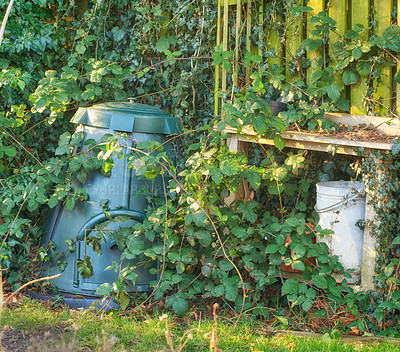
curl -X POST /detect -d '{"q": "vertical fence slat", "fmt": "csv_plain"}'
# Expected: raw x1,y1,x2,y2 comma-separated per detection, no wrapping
398,0,400,116
222,0,229,98
329,0,347,91
374,0,393,115
307,0,325,83
245,0,252,85
233,0,241,88
214,0,222,115
258,0,264,58
350,0,370,114
267,4,283,67
285,0,304,81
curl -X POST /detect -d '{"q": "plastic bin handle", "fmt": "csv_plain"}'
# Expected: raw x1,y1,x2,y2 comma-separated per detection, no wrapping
73,209,146,288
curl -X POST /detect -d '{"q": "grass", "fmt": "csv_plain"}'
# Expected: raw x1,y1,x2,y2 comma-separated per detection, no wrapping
0,297,399,351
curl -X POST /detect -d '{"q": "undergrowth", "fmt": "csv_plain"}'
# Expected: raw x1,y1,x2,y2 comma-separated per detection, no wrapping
0,0,400,339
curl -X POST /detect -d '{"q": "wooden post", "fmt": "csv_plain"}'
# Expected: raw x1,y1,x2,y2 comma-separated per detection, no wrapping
360,184,377,291
225,135,250,205
360,152,386,291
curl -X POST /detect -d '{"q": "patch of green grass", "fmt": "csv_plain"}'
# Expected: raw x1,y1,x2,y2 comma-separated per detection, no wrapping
0,297,399,351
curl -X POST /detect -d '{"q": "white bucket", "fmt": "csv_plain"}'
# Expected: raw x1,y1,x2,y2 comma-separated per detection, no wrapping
315,181,366,282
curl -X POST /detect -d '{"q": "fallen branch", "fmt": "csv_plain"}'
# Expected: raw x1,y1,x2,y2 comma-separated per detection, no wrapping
3,274,61,305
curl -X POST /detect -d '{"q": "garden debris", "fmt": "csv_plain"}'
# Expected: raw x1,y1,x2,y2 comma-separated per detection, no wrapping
287,123,396,143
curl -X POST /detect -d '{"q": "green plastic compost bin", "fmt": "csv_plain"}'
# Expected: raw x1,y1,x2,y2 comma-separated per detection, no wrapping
38,101,181,307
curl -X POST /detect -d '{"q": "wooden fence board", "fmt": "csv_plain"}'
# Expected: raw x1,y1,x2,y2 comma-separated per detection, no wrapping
233,0,241,88
374,0,393,115
266,4,283,67
222,0,229,97
307,0,325,83
245,0,252,85
398,0,400,116
214,0,222,116
329,0,347,91
285,0,304,81
350,0,370,114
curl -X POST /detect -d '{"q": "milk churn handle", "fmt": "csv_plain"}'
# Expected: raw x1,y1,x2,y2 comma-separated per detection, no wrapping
314,189,365,214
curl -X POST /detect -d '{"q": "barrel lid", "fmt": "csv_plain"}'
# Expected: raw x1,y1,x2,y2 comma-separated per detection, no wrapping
71,101,182,135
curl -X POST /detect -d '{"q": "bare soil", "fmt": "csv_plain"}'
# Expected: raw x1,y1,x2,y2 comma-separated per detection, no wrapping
0,326,74,352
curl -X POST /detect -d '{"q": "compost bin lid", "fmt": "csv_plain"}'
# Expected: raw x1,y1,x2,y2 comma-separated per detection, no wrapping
71,101,182,134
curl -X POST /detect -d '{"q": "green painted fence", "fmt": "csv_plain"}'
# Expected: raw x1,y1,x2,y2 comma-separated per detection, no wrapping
214,0,399,118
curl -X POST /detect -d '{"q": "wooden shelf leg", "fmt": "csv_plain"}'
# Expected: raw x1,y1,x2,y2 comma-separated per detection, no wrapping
360,190,377,291
360,152,385,291
225,135,250,205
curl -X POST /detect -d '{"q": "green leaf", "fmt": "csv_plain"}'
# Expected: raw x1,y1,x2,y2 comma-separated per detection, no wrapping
312,275,328,289
269,222,281,232
392,235,400,245
96,283,114,296
57,261,68,273
274,134,285,151
77,256,93,279
384,264,395,278
326,84,341,102
342,69,359,85
356,60,372,77
48,196,59,208
90,70,103,83
76,44,86,54
306,287,317,299
345,29,359,40
252,115,267,134
281,278,299,295
395,70,400,84
352,47,363,60
172,296,189,317
116,291,130,310
292,261,305,271
3,146,17,157
211,285,225,297
337,97,350,111
302,298,313,311
155,37,169,52
65,198,75,211
220,159,241,176
77,168,88,184
392,138,400,156
265,244,279,254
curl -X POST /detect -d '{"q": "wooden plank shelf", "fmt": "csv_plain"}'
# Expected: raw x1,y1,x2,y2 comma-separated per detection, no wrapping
224,126,394,156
